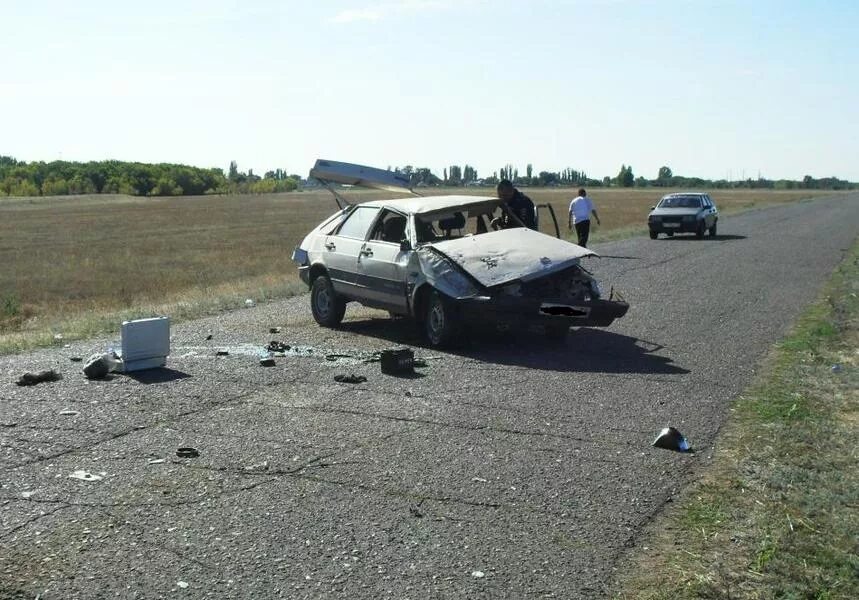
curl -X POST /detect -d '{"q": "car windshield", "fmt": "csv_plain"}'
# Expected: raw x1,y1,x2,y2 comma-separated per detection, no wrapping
659,196,702,209
414,200,516,243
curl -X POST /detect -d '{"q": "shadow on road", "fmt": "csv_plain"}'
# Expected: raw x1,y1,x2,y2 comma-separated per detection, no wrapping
662,234,747,241
340,318,688,375
123,367,192,384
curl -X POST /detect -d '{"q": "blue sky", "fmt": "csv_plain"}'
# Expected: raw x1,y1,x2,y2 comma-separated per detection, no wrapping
2,0,858,181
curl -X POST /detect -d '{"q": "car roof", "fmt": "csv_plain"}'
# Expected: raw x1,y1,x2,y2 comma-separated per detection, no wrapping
358,194,498,215
662,192,708,197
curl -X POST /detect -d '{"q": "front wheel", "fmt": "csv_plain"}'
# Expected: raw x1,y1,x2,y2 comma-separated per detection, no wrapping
709,222,718,237
695,221,705,239
311,275,346,327
425,290,459,348
649,229,658,240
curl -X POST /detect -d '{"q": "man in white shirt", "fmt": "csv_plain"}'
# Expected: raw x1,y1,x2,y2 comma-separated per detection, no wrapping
568,188,601,247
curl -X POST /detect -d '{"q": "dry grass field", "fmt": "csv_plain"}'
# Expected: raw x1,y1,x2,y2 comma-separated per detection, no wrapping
0,187,840,352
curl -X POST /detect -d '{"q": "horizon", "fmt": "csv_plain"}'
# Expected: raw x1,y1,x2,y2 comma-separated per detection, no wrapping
3,1,858,181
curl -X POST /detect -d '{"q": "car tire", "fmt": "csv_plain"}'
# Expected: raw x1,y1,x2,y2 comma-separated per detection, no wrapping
649,229,658,240
311,274,346,327
544,323,570,341
695,221,705,239
709,222,717,237
425,289,459,348
666,231,674,237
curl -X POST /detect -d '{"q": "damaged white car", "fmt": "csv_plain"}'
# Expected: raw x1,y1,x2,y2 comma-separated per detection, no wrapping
292,160,629,347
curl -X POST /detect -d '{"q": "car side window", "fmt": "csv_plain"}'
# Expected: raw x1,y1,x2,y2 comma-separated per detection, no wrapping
336,207,380,240
369,210,408,244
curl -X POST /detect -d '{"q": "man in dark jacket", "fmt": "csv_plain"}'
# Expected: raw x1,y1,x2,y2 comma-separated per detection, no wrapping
495,179,537,230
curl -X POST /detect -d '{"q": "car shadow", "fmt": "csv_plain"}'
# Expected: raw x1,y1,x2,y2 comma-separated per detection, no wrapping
663,234,746,241
122,367,192,384
339,318,688,375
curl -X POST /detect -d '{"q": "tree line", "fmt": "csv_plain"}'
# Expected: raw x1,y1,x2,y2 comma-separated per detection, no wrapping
0,156,301,197
1,155,854,198
393,162,856,191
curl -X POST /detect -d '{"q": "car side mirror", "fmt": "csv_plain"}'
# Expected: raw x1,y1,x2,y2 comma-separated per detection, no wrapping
399,239,412,252
650,206,656,210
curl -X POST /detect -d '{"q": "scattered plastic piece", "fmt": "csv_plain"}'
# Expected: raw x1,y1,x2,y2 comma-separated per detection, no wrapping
266,341,290,353
147,458,166,465
205,334,213,341
54,333,64,341
58,410,79,416
652,426,691,452
216,350,230,356
69,470,102,482
334,374,367,384
176,447,199,458
831,364,843,373
69,356,83,362
471,571,485,578
15,370,63,386
177,581,189,589
245,299,255,307
21,491,35,499
269,327,281,334
243,461,269,472
259,357,276,367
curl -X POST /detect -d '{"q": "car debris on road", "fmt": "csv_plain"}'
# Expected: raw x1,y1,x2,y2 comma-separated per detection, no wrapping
15,369,63,386
652,426,692,452
334,374,367,384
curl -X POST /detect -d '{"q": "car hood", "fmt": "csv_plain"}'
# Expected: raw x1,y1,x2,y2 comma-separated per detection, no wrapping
649,207,702,217
427,228,596,288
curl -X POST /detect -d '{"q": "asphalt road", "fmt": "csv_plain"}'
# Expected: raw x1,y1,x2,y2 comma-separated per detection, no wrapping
2,194,857,599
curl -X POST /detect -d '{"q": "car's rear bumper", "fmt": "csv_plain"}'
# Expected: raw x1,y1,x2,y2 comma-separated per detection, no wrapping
457,295,629,330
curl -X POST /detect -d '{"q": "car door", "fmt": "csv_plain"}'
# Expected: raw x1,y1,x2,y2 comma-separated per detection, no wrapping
357,209,411,311
324,206,380,300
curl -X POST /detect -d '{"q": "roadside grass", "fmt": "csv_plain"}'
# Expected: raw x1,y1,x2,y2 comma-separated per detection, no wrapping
0,188,840,353
613,240,859,599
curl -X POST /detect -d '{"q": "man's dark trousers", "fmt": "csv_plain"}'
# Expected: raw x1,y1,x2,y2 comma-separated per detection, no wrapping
575,220,591,247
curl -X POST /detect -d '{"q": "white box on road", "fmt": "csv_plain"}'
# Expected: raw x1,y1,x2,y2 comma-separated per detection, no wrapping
119,317,170,372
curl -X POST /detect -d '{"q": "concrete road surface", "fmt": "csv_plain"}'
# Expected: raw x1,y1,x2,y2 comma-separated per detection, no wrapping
2,194,857,599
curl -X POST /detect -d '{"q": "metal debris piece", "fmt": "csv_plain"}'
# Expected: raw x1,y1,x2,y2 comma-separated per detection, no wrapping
380,348,415,375
21,491,35,499
176,447,200,458
269,327,281,334
652,426,691,452
216,350,230,356
259,357,276,367
471,571,485,578
334,374,367,384
266,341,290,353
58,410,79,416
15,370,63,386
69,470,102,482
69,356,83,362
147,458,166,465
243,461,270,472
205,334,213,341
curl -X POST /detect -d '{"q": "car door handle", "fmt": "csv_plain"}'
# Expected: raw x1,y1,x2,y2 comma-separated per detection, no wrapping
360,248,374,257
325,242,336,251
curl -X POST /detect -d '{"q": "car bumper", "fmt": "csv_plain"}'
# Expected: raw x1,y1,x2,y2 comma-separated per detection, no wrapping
649,220,701,233
457,295,630,330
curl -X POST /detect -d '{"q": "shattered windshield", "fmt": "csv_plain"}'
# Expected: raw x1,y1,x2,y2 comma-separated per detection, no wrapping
658,196,703,209
415,200,516,243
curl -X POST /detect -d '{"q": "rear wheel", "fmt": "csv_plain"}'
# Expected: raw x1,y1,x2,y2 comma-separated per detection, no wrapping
709,222,718,237
695,221,705,239
425,290,459,348
649,229,658,240
311,275,346,327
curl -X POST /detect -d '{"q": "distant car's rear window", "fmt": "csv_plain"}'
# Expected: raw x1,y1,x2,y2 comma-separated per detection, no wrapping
658,196,702,208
